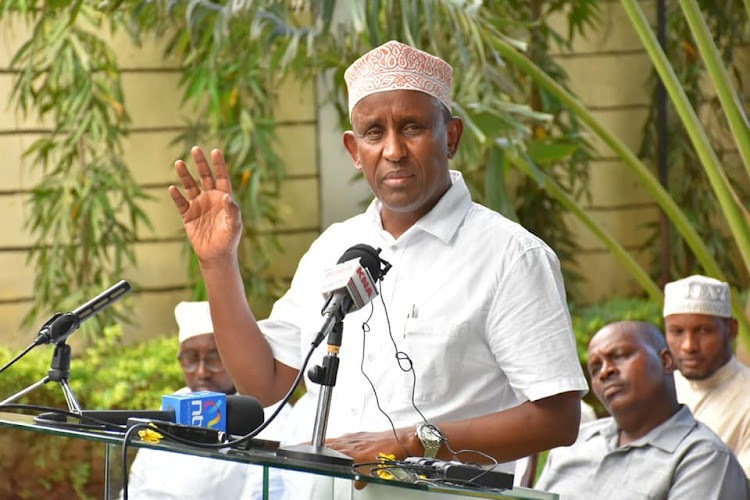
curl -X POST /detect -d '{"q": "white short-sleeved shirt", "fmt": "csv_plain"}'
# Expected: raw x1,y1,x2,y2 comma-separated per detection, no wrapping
261,171,587,445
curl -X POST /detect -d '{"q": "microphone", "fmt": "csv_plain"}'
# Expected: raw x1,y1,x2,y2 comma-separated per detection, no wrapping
38,393,265,436
34,280,132,346
313,244,389,346
320,244,388,318
225,393,265,436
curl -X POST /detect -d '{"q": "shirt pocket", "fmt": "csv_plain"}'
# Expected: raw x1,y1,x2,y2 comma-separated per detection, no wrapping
399,317,468,404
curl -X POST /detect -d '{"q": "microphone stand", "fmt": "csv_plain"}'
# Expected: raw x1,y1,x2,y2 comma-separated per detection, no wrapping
1,282,131,417
1,339,82,413
277,321,354,467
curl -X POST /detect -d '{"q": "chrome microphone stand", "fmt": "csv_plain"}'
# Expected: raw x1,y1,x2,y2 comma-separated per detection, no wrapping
277,319,354,466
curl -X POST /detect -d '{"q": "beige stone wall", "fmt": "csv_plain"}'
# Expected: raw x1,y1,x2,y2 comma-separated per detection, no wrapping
546,1,660,302
0,19,319,348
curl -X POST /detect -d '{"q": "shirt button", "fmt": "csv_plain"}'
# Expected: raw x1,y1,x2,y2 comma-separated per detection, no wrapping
391,245,398,251
367,354,374,361
350,408,358,416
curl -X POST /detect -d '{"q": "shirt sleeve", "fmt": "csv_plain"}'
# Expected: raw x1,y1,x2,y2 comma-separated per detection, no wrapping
668,443,749,499
487,245,588,402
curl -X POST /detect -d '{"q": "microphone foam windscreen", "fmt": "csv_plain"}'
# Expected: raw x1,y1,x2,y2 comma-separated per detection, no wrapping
226,395,265,436
337,244,381,281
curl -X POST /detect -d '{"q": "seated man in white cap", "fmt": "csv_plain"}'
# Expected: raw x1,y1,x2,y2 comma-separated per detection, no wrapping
169,40,588,498
663,275,750,477
123,301,289,499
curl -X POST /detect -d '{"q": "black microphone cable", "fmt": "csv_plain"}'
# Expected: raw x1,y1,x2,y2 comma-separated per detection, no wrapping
354,280,502,481
0,343,37,376
0,403,127,432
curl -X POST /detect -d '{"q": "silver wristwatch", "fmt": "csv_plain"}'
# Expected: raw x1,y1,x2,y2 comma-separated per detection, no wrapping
416,423,444,458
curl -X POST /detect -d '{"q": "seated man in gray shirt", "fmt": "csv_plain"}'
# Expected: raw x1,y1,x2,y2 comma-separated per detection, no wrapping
536,321,748,500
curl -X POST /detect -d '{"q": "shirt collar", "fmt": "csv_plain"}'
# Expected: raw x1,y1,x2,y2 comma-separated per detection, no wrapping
584,405,696,454
365,170,473,243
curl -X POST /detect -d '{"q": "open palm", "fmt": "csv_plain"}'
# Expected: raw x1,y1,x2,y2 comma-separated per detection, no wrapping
169,147,243,263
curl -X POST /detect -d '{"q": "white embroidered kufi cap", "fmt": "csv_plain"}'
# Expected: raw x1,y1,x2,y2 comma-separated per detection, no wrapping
344,40,453,117
663,275,732,318
175,301,214,343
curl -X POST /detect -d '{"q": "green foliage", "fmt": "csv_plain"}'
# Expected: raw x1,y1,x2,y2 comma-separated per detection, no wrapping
0,1,151,344
116,0,323,309
639,0,749,286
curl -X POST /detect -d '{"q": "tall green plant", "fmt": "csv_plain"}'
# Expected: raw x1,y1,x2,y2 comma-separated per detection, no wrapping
0,2,150,343
639,0,749,283
480,2,750,346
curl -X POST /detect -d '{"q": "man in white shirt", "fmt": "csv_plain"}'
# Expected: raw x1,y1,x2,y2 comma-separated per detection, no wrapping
664,275,750,477
123,301,288,499
169,40,588,497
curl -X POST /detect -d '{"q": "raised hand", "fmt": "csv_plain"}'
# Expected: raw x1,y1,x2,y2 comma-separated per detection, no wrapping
169,146,243,264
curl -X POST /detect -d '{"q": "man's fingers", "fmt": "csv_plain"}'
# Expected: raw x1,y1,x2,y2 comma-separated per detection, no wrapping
175,159,201,200
211,149,233,196
191,146,216,192
168,185,189,215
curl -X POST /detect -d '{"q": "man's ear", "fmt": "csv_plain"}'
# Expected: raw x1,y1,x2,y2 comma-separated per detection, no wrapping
446,117,464,159
661,348,676,374
343,131,362,171
728,318,739,342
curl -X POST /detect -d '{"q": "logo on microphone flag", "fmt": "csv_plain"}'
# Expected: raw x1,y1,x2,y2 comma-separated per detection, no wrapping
204,400,222,428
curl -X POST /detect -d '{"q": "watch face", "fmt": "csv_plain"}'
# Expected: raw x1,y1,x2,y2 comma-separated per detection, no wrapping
418,424,441,442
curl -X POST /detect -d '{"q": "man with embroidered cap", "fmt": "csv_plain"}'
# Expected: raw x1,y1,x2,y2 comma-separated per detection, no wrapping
664,275,750,477
169,40,587,498
122,301,289,499
536,320,748,499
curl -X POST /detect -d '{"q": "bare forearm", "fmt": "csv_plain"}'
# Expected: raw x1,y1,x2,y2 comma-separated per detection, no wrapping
200,256,294,405
328,391,582,469
401,391,581,463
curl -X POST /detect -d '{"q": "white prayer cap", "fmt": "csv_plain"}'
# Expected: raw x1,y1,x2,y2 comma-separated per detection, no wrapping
663,275,732,318
344,40,453,117
174,301,214,344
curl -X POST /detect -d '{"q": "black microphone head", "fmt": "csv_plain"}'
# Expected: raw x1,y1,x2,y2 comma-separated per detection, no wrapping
337,244,382,281
226,395,264,436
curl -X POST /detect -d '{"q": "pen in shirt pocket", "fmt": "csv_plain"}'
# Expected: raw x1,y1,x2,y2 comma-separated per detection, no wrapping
404,304,418,338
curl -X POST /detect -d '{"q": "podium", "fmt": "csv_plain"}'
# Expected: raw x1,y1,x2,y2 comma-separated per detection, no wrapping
0,411,558,499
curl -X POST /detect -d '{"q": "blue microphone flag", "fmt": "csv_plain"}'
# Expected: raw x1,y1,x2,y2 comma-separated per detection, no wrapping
161,391,226,432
